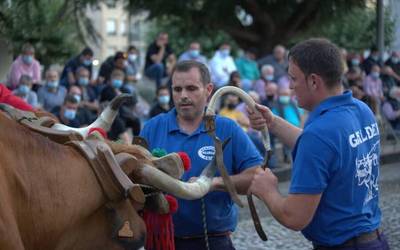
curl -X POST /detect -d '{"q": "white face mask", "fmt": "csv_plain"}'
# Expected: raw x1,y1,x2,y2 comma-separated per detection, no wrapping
128,54,137,62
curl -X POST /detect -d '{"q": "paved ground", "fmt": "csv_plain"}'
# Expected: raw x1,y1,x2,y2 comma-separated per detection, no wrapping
231,161,400,250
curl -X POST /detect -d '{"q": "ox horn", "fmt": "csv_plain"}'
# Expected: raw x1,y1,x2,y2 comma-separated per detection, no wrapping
134,139,229,200
51,94,132,137
206,86,271,151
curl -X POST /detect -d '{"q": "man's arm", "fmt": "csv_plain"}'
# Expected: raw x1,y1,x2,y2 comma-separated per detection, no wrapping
211,166,261,195
249,168,321,231
249,104,302,148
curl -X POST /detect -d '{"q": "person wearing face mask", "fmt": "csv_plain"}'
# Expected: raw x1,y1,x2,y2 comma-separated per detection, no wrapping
362,46,381,75
178,42,208,65
235,48,260,92
384,51,400,84
363,64,384,112
149,85,172,118
382,86,400,131
272,88,305,163
60,47,94,89
209,42,237,88
126,45,140,83
75,67,99,115
7,43,42,90
51,94,81,128
257,44,289,82
253,64,275,101
37,69,67,112
12,74,39,108
67,86,95,126
219,93,250,130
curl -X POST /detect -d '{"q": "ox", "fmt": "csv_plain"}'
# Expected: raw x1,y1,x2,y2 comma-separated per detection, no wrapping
0,95,226,250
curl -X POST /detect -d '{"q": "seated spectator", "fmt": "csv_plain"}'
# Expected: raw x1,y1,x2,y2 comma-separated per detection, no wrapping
261,82,279,108
178,41,207,64
362,46,380,75
7,43,41,90
98,51,135,87
219,93,249,130
51,94,81,128
228,71,243,88
37,69,67,112
363,64,384,111
382,86,400,130
257,45,288,82
60,47,94,89
126,45,140,84
385,51,400,84
351,85,377,113
0,83,34,111
144,32,176,87
253,64,275,101
68,86,95,126
75,67,99,115
208,42,237,88
149,85,171,118
12,75,38,108
235,48,260,92
381,65,398,97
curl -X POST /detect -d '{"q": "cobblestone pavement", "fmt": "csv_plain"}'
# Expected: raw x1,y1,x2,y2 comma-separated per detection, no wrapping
232,162,400,250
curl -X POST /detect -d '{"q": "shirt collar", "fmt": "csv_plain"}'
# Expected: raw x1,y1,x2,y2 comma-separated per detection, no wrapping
167,108,207,135
305,90,353,128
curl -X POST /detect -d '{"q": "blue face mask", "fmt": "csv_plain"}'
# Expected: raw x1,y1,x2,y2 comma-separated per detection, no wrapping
189,49,200,58
73,94,81,103
158,95,170,105
78,77,89,86
63,108,76,120
220,49,230,57
22,55,33,65
83,59,92,66
279,96,291,104
128,54,137,63
112,79,123,89
47,80,59,89
371,72,380,79
264,75,274,81
18,85,30,95
351,59,360,66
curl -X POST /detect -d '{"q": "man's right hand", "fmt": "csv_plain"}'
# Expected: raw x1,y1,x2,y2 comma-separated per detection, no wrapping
247,104,275,131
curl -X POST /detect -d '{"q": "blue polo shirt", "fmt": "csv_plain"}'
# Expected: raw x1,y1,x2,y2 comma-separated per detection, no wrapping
140,109,263,237
290,91,381,246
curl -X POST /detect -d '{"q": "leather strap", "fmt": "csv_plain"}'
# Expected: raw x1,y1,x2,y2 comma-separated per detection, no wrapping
204,114,243,207
67,140,145,204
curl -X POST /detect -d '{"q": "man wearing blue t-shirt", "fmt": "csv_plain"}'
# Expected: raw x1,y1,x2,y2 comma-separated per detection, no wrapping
248,38,389,250
140,60,263,250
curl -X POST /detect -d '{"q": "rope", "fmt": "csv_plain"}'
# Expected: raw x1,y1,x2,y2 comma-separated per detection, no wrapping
201,198,210,250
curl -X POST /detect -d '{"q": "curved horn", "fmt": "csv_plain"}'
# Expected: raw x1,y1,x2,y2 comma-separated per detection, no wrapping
207,86,271,151
51,94,132,137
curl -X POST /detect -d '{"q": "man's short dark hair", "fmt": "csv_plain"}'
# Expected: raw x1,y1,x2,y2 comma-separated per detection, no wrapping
81,47,93,57
156,85,169,95
172,60,210,86
288,38,343,89
64,94,79,105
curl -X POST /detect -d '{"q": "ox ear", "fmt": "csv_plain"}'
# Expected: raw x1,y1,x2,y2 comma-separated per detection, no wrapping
152,153,184,179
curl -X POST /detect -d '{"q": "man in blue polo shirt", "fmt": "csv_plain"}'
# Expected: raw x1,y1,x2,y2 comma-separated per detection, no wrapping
140,60,263,250
248,38,389,249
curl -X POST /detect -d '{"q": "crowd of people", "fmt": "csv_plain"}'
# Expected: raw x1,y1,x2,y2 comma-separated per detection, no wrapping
1,34,393,249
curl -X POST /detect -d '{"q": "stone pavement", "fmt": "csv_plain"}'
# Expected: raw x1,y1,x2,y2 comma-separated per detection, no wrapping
231,142,400,250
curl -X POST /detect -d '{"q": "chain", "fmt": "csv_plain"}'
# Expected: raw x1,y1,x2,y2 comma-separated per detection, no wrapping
201,198,210,250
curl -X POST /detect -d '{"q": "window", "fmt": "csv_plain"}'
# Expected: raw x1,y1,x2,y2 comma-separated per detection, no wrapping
120,20,127,36
106,18,117,36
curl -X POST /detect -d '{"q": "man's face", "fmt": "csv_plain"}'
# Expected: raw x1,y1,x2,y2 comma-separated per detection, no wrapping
115,58,126,69
77,69,89,79
47,71,59,81
172,68,213,121
157,33,169,46
274,47,285,61
190,43,200,51
288,59,312,110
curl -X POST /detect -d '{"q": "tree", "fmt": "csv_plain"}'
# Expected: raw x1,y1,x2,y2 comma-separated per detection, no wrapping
126,0,383,56
0,0,100,67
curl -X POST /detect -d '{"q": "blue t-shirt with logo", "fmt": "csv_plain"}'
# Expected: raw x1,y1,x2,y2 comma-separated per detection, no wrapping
140,108,263,237
290,91,381,246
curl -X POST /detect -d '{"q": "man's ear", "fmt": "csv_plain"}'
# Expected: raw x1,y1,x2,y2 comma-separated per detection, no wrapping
206,83,214,96
308,74,321,91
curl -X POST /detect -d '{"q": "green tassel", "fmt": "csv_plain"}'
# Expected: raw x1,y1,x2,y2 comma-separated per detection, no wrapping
152,148,167,158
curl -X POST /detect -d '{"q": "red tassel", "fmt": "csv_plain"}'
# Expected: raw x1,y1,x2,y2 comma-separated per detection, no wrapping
88,127,108,139
177,152,191,171
144,195,178,250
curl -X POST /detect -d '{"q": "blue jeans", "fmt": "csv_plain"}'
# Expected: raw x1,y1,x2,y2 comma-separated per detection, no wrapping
145,63,165,87
175,235,235,250
313,232,390,250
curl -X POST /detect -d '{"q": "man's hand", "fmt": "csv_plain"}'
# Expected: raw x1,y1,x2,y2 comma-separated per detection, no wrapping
247,104,275,131
248,168,278,200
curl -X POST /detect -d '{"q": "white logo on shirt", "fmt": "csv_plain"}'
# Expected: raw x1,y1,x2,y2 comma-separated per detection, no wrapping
355,141,379,205
198,146,215,161
348,122,379,148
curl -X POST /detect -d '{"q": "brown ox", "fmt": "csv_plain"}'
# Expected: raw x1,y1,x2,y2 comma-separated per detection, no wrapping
0,95,226,250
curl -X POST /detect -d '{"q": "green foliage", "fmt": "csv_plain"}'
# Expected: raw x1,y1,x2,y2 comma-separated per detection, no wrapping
0,0,86,67
145,16,238,58
292,7,395,52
